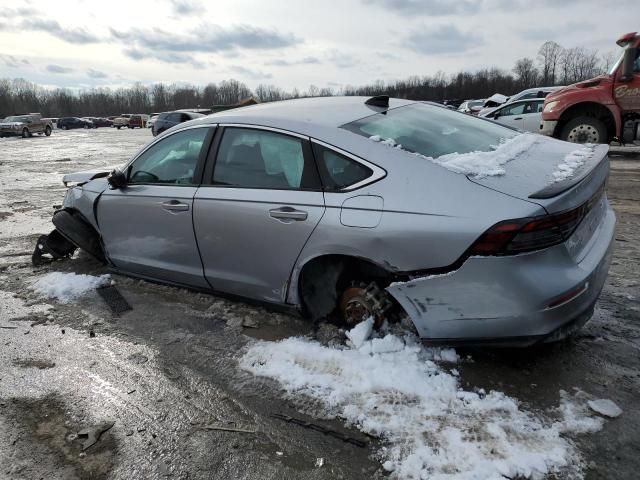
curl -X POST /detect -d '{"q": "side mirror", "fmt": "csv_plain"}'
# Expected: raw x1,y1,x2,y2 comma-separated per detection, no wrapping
620,47,637,82
107,169,127,189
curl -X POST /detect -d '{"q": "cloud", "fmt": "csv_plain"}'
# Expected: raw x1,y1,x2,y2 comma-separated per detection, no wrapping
86,68,108,79
1,54,30,68
0,7,38,19
123,48,206,69
110,24,300,53
229,65,273,80
326,50,360,68
46,64,74,74
521,21,596,42
264,56,321,66
402,25,482,55
21,18,100,44
171,0,204,15
363,0,481,16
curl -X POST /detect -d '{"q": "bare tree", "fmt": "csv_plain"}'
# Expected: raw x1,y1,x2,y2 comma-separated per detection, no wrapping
513,57,539,89
600,50,618,74
537,41,562,85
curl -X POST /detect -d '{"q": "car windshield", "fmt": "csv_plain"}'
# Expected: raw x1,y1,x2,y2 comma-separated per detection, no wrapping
342,103,517,158
3,116,28,122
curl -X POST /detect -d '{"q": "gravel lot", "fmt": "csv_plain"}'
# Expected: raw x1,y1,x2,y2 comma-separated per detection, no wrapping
0,127,639,479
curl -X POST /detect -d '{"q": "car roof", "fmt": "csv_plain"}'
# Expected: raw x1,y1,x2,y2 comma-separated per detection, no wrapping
195,96,416,136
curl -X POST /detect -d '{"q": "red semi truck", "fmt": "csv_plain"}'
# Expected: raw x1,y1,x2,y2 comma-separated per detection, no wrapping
540,31,640,144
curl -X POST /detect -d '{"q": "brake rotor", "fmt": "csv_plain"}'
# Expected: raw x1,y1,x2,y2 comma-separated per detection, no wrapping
338,282,392,328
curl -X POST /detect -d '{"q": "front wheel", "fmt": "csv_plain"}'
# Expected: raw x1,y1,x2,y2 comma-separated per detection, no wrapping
45,126,52,136
116,126,121,130
21,128,29,138
560,116,608,144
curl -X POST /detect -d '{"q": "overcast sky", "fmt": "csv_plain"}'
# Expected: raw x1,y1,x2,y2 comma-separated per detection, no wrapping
0,0,637,91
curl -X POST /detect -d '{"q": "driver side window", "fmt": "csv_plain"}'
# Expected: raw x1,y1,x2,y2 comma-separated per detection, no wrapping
500,103,526,117
128,127,209,185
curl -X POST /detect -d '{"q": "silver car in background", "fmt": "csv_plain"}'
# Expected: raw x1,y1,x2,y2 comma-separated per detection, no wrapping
48,96,615,346
480,98,545,132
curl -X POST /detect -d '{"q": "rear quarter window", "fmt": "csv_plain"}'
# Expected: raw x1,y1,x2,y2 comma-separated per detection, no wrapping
312,144,372,190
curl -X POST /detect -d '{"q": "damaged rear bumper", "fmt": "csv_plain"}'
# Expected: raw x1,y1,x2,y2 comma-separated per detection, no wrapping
386,205,615,347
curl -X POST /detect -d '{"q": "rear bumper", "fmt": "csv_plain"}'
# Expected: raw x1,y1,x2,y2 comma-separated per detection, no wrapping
539,119,558,137
387,199,615,346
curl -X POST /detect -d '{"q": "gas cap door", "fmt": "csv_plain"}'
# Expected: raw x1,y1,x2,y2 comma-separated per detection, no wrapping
340,195,383,228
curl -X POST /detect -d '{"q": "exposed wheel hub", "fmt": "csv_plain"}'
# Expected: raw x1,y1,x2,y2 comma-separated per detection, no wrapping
567,124,600,143
339,282,392,328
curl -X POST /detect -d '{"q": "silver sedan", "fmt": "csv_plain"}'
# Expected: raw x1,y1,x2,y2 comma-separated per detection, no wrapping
47,96,615,346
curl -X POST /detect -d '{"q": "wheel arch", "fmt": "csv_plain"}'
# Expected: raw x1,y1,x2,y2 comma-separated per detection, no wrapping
291,253,394,319
556,101,620,142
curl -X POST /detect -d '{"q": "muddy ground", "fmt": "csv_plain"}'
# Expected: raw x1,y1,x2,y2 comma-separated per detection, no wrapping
0,128,639,479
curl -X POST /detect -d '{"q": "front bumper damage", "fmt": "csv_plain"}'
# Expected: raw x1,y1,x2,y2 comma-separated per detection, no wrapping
386,203,615,347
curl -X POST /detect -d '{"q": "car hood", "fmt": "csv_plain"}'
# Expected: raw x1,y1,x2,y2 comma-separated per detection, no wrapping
0,122,25,127
468,135,609,214
62,168,114,186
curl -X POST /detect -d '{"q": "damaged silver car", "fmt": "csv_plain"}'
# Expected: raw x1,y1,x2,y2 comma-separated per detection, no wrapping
42,96,615,346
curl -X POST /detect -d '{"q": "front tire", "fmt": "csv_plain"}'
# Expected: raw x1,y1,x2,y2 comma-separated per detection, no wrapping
45,126,52,136
560,116,608,144
22,128,29,138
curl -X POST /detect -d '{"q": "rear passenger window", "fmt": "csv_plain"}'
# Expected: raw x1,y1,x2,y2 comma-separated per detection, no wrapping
213,128,320,190
312,144,372,191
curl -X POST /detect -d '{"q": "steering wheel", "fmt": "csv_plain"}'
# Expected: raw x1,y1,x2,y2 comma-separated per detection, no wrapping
130,170,159,183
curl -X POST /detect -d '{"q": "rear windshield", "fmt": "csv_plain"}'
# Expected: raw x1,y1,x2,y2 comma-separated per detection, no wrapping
342,103,516,158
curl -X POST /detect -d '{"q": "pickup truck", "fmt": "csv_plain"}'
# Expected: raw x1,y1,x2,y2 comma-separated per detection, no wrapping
0,113,53,138
113,114,131,129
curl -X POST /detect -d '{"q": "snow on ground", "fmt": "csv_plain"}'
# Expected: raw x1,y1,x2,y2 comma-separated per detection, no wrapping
370,133,539,178
31,272,111,303
552,145,595,182
241,328,605,480
587,399,623,418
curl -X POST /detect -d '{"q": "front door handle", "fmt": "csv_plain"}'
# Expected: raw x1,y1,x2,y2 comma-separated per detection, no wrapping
161,200,189,212
269,207,308,221
513,117,523,120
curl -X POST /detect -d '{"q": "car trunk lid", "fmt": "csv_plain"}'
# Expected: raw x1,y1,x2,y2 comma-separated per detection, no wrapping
468,136,609,214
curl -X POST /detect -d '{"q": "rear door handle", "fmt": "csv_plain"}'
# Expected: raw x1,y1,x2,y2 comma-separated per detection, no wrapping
269,207,308,221
161,200,189,212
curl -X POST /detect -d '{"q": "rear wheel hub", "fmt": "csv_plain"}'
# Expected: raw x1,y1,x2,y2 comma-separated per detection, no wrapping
338,282,393,328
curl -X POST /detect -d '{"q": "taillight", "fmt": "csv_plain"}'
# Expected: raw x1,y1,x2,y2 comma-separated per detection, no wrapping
469,205,587,256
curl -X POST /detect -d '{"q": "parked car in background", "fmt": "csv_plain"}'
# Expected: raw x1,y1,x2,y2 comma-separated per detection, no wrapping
113,114,131,129
57,117,95,130
506,86,565,104
457,100,485,115
152,110,205,136
147,113,160,129
48,96,614,346
85,117,113,127
480,98,545,133
477,94,509,116
128,115,147,128
0,113,52,138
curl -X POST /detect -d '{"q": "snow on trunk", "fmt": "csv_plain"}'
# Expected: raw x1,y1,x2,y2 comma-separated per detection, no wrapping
552,144,596,182
241,333,604,479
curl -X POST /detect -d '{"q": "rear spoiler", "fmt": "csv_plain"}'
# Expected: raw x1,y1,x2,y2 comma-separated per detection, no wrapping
529,144,609,199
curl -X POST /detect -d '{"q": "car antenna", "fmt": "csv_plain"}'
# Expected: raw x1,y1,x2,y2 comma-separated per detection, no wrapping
365,95,389,108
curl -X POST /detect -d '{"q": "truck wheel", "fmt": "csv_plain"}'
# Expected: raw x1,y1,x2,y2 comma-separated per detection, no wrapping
22,128,29,138
561,116,607,144
52,210,106,263
117,126,121,130
45,126,52,136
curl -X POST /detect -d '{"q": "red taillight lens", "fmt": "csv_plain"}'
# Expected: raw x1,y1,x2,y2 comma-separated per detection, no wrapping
469,206,587,256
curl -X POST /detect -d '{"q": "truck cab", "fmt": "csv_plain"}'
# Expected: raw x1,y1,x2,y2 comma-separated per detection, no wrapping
540,32,640,144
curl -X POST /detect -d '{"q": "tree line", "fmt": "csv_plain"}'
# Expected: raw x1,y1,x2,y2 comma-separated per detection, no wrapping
0,40,617,118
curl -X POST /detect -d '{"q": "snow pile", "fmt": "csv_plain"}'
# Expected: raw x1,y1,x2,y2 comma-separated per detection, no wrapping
370,133,539,178
587,399,622,418
31,272,111,303
241,330,600,479
552,145,594,182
